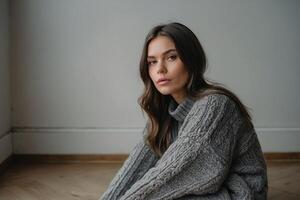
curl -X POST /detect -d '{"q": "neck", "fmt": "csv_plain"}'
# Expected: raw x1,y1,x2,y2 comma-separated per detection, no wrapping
172,93,187,104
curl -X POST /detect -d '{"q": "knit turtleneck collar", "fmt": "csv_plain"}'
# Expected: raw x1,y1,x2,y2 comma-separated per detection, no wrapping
168,96,195,122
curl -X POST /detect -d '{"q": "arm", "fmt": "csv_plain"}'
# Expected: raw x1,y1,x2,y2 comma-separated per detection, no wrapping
175,130,268,200
174,173,253,200
226,132,268,200
119,94,243,200
175,188,231,200
100,124,159,200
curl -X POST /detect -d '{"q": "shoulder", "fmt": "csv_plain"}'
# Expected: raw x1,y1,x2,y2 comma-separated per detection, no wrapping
188,93,241,123
193,93,236,111
179,93,244,138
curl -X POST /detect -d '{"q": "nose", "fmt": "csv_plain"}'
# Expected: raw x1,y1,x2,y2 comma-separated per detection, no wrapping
157,60,167,74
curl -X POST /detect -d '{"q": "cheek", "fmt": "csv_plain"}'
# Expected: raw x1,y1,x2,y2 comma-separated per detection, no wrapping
148,68,155,82
175,66,189,84
178,73,189,86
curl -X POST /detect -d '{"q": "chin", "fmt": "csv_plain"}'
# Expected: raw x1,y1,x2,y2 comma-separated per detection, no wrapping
157,89,173,96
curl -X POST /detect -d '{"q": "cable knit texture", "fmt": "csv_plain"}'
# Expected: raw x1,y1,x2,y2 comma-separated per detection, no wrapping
100,94,268,200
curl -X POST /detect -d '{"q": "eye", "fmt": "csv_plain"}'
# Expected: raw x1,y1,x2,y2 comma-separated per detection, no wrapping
167,55,177,61
147,60,157,66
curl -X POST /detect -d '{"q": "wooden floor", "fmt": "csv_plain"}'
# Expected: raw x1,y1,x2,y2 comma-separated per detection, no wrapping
0,160,299,200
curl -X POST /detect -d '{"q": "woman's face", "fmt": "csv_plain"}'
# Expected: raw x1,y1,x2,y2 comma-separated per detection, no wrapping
147,36,189,104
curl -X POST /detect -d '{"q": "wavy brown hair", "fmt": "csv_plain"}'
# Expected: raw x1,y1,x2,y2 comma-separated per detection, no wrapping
138,22,253,158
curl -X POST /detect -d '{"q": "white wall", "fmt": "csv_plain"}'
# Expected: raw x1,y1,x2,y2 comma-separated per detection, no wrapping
10,0,300,154
0,0,12,163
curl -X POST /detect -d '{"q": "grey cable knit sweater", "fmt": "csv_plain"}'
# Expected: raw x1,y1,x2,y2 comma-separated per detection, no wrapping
100,94,268,200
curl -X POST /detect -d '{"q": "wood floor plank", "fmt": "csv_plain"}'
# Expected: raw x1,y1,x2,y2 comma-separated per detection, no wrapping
267,161,300,197
0,161,299,199
0,185,40,200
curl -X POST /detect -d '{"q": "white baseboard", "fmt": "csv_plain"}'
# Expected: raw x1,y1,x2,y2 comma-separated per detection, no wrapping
11,127,300,154
12,128,143,154
0,133,13,163
256,128,300,152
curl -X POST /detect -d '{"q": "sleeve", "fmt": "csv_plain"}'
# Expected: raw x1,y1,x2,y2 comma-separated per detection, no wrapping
100,124,159,200
225,132,268,200
175,187,231,200
174,173,253,200
119,94,242,200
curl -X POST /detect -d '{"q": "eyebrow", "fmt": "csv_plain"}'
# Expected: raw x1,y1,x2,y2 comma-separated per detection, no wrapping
147,49,177,59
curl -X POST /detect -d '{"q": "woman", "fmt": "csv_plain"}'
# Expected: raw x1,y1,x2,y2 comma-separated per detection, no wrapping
100,22,268,200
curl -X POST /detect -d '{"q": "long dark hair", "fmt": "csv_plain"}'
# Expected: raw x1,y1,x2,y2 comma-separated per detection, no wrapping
138,22,253,157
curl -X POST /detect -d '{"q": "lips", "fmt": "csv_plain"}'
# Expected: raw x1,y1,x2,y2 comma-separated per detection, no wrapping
157,78,171,84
